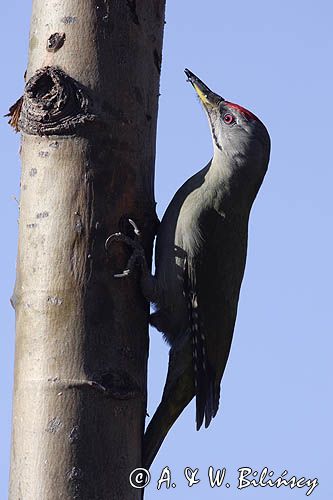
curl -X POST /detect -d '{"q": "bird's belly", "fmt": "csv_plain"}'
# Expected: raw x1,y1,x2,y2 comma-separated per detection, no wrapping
153,222,194,340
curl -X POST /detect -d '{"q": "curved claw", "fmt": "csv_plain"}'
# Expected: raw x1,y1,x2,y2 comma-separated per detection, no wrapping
114,269,131,278
105,219,141,252
105,232,138,252
105,220,146,279
105,232,121,251
128,218,141,237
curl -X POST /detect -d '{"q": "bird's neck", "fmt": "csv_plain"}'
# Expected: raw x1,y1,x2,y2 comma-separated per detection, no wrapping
206,149,252,216
208,148,234,189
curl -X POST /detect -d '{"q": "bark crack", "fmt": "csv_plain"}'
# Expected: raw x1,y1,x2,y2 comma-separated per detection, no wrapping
44,375,142,400
126,0,140,25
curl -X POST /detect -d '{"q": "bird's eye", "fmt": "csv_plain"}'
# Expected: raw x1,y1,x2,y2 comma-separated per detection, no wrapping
223,113,234,125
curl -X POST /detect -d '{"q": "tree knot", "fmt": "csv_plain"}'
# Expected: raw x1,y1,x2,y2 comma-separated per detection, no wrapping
19,66,96,136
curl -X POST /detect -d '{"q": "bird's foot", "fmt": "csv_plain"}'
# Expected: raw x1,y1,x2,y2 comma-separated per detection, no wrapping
105,219,146,278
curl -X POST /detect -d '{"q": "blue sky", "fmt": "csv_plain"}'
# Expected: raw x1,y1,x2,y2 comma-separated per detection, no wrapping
1,1,332,498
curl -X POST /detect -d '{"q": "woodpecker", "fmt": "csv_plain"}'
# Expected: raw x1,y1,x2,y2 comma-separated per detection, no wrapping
106,69,270,468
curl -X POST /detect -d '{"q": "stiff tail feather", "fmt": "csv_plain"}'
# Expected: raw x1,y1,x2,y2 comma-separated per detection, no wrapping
143,346,194,469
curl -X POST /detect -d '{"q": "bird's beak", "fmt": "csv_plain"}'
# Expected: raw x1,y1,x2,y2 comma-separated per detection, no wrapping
185,69,223,109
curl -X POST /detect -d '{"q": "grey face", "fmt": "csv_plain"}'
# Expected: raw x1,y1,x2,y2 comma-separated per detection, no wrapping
208,100,270,160
184,68,270,194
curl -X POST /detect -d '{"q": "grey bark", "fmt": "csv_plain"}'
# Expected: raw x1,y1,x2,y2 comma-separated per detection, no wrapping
9,1,165,499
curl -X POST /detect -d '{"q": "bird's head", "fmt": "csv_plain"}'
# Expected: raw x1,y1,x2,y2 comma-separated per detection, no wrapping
185,69,270,197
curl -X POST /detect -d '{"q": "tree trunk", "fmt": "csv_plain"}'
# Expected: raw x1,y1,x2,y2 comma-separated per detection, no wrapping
9,1,165,499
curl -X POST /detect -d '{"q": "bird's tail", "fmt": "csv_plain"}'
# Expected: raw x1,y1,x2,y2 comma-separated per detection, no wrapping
143,339,194,469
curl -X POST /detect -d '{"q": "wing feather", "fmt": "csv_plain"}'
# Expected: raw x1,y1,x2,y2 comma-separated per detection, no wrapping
187,208,248,428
